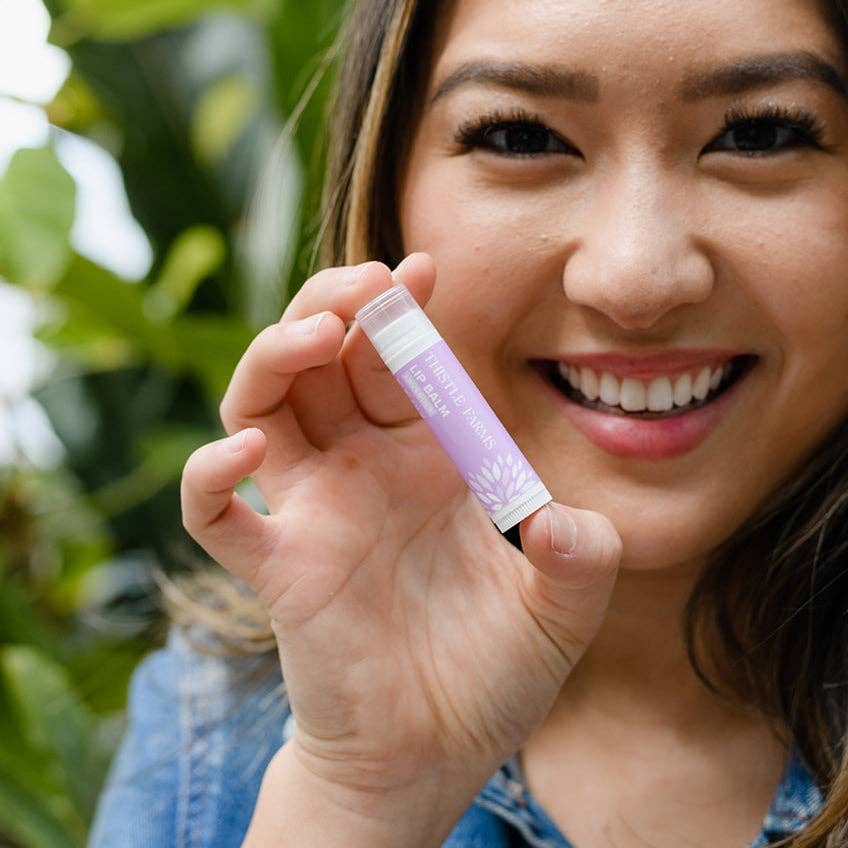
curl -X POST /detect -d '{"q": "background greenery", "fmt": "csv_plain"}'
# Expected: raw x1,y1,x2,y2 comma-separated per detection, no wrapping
0,0,344,843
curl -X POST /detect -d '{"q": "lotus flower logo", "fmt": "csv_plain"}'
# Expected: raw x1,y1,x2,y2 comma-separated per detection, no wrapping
466,453,536,514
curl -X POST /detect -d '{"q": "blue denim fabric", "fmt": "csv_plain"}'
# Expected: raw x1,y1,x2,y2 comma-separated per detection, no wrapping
89,629,824,847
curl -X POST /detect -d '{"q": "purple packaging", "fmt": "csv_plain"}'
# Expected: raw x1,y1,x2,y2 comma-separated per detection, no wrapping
355,284,552,533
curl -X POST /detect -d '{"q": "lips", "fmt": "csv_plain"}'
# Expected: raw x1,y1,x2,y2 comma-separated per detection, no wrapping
532,352,758,459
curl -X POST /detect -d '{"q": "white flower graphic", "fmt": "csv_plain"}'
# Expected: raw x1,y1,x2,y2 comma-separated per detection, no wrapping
466,452,536,512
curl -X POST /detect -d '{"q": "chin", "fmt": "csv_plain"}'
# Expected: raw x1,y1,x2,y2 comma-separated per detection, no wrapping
567,490,736,575
615,536,711,573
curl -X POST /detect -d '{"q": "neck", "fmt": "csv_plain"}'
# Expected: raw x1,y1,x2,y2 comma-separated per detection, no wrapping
550,559,771,736
522,561,791,848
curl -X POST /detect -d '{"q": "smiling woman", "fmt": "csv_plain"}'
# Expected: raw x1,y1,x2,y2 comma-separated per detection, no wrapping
90,2,848,847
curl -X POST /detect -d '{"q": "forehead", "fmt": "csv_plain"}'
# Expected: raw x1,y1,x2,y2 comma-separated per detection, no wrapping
428,0,844,94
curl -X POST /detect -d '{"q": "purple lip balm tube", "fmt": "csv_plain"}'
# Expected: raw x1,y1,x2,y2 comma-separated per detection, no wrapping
356,284,552,533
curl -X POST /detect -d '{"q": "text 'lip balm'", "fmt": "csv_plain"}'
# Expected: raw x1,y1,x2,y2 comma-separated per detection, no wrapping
355,284,552,533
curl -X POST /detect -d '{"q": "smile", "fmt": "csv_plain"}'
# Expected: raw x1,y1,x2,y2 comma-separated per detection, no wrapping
547,356,755,420
532,353,759,459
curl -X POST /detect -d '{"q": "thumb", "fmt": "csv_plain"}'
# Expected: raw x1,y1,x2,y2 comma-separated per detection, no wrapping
518,502,621,666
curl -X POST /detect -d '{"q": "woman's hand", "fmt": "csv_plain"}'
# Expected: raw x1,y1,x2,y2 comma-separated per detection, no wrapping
180,253,621,845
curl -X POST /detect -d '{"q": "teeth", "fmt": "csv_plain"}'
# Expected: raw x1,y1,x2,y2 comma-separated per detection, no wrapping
599,372,620,406
672,372,693,407
646,377,674,412
557,361,731,412
692,367,711,401
709,367,723,391
580,367,599,401
619,377,647,411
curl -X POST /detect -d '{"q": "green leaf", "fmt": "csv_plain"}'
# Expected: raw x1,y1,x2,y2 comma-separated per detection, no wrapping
1,645,98,773
46,73,105,135
144,225,227,322
36,310,137,372
0,646,104,835
64,642,147,715
0,147,76,289
0,769,78,848
138,425,214,481
0,574,64,654
90,424,215,516
191,75,258,167
48,254,180,369
169,313,254,399
58,0,274,41
42,254,254,390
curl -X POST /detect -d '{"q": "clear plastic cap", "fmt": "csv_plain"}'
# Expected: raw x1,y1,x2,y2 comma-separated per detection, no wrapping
355,284,441,372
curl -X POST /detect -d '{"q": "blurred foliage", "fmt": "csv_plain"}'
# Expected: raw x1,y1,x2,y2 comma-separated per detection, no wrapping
0,0,345,843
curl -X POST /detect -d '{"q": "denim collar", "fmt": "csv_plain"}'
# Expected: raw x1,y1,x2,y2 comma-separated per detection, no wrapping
474,748,824,848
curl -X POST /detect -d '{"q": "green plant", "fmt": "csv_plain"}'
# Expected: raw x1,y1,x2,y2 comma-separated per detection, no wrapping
0,1,343,842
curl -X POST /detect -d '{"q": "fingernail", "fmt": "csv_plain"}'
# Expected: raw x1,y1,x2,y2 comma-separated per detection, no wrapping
547,504,577,556
226,430,248,453
298,312,327,334
346,261,373,285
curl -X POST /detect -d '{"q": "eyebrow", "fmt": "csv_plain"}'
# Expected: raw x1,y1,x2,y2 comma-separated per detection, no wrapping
430,61,599,104
429,51,847,106
679,51,847,101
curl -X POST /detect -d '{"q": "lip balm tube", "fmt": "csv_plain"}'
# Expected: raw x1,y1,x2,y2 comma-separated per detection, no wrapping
355,284,552,533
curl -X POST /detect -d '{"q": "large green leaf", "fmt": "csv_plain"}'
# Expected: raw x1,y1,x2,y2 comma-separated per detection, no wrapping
0,574,64,655
90,423,215,516
0,769,78,848
191,75,259,167
63,641,147,715
51,255,170,357
39,253,253,395
0,147,76,289
169,313,255,399
56,0,274,41
144,225,227,322
0,646,105,842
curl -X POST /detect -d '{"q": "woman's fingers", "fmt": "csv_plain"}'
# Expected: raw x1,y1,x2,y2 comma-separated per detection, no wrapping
220,261,396,435
218,312,347,473
518,503,622,672
218,262,400,461
281,261,395,323
342,252,438,426
219,311,346,431
181,428,280,584
287,253,439,446
217,255,439,478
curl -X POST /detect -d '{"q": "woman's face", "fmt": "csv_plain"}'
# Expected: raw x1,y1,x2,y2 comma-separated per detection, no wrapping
398,0,848,571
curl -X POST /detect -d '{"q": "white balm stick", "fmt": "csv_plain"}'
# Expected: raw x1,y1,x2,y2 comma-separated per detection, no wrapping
356,284,552,532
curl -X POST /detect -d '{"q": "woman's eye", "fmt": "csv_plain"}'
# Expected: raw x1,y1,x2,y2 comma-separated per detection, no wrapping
704,117,822,156
484,122,569,155
459,120,574,156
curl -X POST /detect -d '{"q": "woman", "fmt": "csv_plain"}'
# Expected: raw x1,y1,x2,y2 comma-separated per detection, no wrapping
89,0,848,845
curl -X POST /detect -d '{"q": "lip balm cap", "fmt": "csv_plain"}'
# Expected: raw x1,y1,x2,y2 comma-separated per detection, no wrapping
355,284,441,372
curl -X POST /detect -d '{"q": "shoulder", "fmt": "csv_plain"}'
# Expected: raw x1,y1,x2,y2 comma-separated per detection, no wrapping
88,627,288,848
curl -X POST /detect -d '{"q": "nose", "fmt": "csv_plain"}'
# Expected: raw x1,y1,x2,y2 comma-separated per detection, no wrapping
562,165,715,330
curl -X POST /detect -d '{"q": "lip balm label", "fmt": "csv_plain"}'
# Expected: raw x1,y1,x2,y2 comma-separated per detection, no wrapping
393,339,551,531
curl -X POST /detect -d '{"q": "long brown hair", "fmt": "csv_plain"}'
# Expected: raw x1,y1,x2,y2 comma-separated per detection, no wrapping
317,1,848,843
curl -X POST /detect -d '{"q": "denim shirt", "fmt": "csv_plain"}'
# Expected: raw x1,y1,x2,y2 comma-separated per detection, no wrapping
89,628,824,847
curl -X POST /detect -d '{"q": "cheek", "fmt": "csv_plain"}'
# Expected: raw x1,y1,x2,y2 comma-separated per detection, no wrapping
743,189,848,372
720,186,848,451
400,163,553,344
401,158,568,262
400,161,569,322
